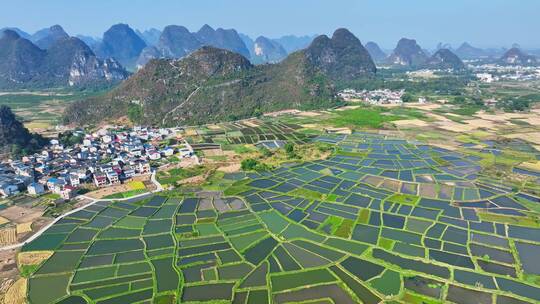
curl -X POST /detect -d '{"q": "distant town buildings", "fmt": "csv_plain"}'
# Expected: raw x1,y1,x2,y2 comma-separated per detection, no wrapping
476,73,496,83
472,65,540,82
0,126,194,198
338,89,405,105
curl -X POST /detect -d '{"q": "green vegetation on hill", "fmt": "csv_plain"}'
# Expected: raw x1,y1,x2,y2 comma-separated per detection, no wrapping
0,105,47,157
63,28,375,126
64,47,339,126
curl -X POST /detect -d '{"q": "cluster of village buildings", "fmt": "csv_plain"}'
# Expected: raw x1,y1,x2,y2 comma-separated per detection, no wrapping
473,65,540,83
0,127,194,199
338,89,406,105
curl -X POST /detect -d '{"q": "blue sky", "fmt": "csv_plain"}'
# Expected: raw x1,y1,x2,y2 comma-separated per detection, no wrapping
2,0,539,49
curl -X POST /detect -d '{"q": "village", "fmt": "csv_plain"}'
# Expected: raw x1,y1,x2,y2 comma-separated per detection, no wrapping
338,89,406,104
0,126,195,200
472,64,540,82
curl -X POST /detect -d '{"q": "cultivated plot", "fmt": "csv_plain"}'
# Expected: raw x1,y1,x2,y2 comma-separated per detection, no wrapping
22,133,540,304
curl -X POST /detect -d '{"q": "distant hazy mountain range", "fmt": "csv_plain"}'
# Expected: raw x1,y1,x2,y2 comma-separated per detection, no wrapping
274,35,319,54
135,24,251,68
1,24,318,70
499,48,538,66
94,24,148,69
366,39,537,67
0,27,128,89
136,28,161,46
134,25,317,68
365,42,387,62
1,23,537,90
388,38,429,67
0,23,319,88
436,42,538,65
364,38,464,70
428,49,465,70
1,25,69,48
0,24,320,87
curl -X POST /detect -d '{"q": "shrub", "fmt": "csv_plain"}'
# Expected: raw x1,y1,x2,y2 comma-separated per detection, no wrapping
284,142,297,158
241,159,259,171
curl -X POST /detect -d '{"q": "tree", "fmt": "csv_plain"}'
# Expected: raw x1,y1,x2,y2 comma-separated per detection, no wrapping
284,143,294,154
284,142,296,158
166,138,177,146
260,147,273,157
401,93,414,103
241,159,259,171
59,131,83,146
472,97,484,106
510,99,530,111
453,96,466,103
127,104,143,123
254,108,263,118
10,144,21,157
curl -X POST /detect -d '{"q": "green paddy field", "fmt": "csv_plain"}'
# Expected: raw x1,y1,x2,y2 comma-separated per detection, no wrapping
20,132,540,304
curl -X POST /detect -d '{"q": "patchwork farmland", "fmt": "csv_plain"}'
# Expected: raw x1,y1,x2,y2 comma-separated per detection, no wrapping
21,133,540,303
187,120,316,147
